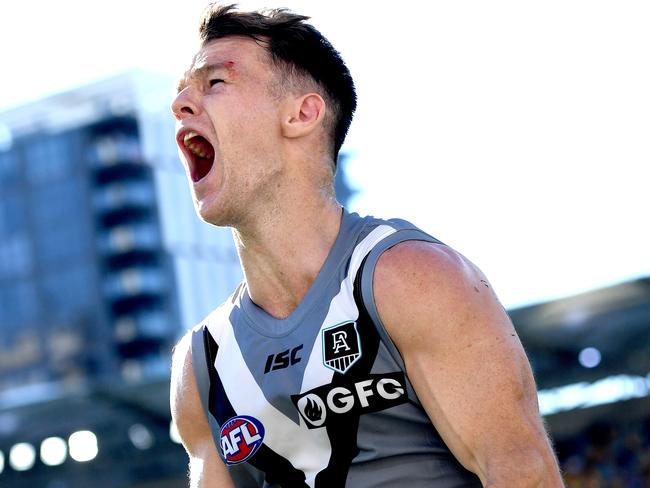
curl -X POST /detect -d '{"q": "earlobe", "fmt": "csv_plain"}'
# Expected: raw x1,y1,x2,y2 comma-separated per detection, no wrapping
282,93,325,139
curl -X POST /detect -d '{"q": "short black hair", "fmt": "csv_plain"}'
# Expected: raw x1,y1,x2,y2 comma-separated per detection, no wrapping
199,3,357,161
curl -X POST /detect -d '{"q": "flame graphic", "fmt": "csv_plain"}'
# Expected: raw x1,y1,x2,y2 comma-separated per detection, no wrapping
303,397,323,421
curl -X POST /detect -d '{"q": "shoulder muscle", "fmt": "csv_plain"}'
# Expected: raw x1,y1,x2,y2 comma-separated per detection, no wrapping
373,240,561,484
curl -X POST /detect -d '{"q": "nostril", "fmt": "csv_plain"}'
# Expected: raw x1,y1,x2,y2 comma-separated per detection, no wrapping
171,88,200,119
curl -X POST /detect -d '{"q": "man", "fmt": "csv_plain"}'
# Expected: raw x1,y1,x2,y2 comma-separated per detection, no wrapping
169,4,564,487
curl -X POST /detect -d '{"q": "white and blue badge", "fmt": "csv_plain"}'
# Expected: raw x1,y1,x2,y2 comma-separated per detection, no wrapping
322,321,362,374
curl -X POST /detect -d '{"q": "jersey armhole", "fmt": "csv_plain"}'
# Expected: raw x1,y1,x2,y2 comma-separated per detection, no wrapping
190,326,223,446
359,228,445,373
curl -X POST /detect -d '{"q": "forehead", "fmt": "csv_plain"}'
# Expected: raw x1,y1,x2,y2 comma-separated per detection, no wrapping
182,37,270,82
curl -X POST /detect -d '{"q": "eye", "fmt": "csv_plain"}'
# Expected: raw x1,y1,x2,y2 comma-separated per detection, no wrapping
209,79,224,87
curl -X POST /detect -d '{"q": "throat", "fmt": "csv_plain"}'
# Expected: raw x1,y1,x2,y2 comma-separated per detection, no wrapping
236,205,345,320
246,267,319,320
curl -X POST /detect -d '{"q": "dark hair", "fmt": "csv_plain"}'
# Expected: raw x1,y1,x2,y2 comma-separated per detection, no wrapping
199,3,357,161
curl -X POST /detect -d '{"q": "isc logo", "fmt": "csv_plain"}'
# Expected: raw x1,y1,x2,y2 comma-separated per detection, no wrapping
263,344,303,374
219,415,265,465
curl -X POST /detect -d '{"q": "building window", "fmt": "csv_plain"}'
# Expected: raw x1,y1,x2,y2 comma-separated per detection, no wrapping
0,235,32,279
24,134,73,185
0,192,28,235
32,178,90,267
89,134,141,166
0,150,20,190
0,194,32,277
41,265,94,318
0,280,39,330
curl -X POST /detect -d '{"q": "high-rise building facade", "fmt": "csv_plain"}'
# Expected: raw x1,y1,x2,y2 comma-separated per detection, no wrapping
0,71,242,395
0,71,359,487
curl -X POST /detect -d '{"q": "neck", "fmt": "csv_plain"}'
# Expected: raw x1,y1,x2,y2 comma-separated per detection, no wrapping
233,193,343,319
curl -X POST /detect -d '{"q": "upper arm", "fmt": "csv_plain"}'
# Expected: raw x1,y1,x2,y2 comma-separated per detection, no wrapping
373,241,562,486
170,332,235,488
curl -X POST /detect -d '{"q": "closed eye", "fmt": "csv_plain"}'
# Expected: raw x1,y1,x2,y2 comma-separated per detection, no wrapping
209,79,224,87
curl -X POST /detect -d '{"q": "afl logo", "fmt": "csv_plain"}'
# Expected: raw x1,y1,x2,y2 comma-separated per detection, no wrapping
219,415,265,465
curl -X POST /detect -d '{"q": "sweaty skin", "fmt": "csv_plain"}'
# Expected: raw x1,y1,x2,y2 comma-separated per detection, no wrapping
170,35,564,487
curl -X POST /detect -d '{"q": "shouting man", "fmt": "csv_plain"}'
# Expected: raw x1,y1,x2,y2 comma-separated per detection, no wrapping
169,4,564,487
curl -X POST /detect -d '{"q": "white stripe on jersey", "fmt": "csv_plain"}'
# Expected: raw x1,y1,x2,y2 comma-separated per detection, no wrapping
205,224,397,487
300,225,396,393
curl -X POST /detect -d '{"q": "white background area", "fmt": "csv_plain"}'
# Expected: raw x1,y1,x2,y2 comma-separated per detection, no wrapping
1,0,648,307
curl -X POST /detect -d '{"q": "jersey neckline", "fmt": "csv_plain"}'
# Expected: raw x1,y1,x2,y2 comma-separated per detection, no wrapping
239,208,366,337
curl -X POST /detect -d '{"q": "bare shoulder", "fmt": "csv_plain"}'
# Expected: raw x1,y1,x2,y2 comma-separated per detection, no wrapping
374,239,485,294
372,240,563,484
373,240,509,346
372,239,526,412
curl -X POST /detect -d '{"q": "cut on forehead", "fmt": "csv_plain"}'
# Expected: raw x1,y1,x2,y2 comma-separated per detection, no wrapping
176,36,275,92
198,36,275,70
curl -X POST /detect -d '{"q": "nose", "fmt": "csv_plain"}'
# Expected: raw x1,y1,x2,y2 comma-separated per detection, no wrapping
171,87,201,120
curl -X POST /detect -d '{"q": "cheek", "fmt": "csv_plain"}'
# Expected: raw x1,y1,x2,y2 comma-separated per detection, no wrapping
235,113,279,150
208,96,281,152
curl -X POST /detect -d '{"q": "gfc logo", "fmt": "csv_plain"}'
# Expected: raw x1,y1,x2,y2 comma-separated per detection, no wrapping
322,321,361,374
219,415,265,465
292,372,408,429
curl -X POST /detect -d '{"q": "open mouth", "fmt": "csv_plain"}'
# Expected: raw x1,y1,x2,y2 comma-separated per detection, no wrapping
182,131,215,182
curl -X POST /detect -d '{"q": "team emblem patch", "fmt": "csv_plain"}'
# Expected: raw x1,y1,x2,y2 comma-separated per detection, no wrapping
219,415,265,465
322,321,361,374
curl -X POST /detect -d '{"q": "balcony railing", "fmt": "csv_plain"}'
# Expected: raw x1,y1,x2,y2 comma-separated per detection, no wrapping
92,181,154,212
103,268,166,299
97,224,159,254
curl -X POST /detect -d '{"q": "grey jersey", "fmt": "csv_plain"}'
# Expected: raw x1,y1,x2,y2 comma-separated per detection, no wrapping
190,210,482,488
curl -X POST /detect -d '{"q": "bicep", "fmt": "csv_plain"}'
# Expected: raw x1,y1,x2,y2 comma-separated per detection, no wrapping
170,333,235,488
374,242,558,483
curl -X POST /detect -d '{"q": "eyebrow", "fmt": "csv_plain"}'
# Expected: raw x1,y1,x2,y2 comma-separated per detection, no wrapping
176,62,231,93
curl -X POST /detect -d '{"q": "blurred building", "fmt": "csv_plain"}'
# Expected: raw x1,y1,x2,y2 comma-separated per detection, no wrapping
0,71,242,396
0,70,359,487
510,278,650,485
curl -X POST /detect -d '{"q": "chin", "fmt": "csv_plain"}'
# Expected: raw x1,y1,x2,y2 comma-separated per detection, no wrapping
196,201,234,228
196,206,222,226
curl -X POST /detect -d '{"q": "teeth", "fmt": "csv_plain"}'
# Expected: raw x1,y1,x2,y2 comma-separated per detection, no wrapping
183,130,198,144
182,131,212,159
186,142,207,158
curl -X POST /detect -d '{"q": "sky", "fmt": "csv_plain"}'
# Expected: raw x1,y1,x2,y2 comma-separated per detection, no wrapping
1,0,649,308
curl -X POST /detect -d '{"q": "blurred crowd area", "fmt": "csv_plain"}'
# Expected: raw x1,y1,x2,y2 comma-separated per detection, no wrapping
558,416,650,487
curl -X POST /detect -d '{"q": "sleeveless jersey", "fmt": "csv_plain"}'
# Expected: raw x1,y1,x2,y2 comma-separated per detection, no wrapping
190,210,482,488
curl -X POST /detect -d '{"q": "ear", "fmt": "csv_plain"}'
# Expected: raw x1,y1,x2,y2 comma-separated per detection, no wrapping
281,93,326,140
